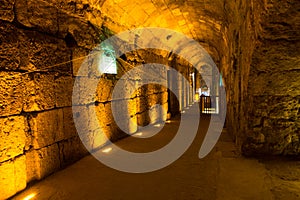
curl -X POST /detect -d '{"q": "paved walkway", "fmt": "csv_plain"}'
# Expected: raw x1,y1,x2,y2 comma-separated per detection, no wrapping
13,105,300,200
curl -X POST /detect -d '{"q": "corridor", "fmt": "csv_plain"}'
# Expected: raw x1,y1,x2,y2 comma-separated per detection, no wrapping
0,0,299,199
12,104,300,200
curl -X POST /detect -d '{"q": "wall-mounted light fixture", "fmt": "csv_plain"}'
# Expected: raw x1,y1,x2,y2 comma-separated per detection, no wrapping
98,43,117,75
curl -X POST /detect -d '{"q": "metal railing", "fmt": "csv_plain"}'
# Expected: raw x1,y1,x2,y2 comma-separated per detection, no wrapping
200,95,219,114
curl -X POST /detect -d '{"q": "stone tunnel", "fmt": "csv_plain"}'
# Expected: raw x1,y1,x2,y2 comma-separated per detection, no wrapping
0,0,299,199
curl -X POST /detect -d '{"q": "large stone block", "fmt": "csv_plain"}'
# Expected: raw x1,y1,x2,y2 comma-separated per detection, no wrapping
58,136,88,167
25,150,38,183
0,72,24,117
24,73,56,112
14,156,27,192
0,156,26,200
19,33,71,72
0,22,71,72
250,71,300,97
0,21,71,72
110,79,137,100
55,76,74,107
29,109,64,149
35,144,61,179
0,0,14,22
63,107,79,140
0,116,26,162
73,77,98,105
15,0,58,34
26,145,61,182
58,12,101,48
0,160,16,199
72,106,91,135
83,105,116,145
0,22,21,71
94,103,114,126
96,78,114,102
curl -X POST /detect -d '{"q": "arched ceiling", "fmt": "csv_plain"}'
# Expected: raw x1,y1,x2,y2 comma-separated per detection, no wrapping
61,0,227,64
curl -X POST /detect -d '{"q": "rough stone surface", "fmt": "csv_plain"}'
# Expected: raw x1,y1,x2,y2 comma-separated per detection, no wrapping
35,144,61,179
15,0,58,34
0,0,14,22
0,116,26,162
24,73,56,112
0,156,26,200
0,72,24,117
246,0,300,155
55,76,74,107
1,0,299,199
25,145,61,182
29,109,64,149
58,136,88,168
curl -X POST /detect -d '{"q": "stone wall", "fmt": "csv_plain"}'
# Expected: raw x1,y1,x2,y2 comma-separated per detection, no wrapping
1,0,299,198
0,0,99,198
220,0,300,156
244,0,300,155
0,1,183,199
213,0,265,151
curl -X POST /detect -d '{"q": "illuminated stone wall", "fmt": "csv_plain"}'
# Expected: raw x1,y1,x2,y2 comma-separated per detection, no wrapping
0,1,98,198
219,0,265,150
0,1,182,199
0,0,299,198
244,0,300,155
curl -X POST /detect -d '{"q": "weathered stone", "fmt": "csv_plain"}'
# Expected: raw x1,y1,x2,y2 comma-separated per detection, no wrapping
72,48,90,76
0,21,71,72
29,109,64,149
0,23,21,71
94,102,114,126
0,72,24,117
0,156,26,200
62,107,78,139
24,73,55,112
58,12,101,48
96,78,114,102
14,156,27,192
250,71,300,97
72,105,90,135
0,116,26,162
0,0,14,22
55,76,74,107
0,160,16,199
25,145,60,182
25,150,38,183
19,33,71,73
35,144,61,179
15,0,58,34
58,136,87,167
74,76,98,105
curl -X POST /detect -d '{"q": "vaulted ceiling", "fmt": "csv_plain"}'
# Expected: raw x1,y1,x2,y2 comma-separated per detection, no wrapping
85,0,227,64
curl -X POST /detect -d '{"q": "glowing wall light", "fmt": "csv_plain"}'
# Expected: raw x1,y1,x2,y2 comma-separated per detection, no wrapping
98,44,117,74
22,193,36,200
135,132,143,136
102,147,113,153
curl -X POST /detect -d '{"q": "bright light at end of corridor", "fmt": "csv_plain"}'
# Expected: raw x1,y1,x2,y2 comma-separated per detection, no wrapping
102,147,113,153
22,193,36,200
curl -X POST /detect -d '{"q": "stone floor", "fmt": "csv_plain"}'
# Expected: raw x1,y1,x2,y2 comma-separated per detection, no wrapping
12,105,300,200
